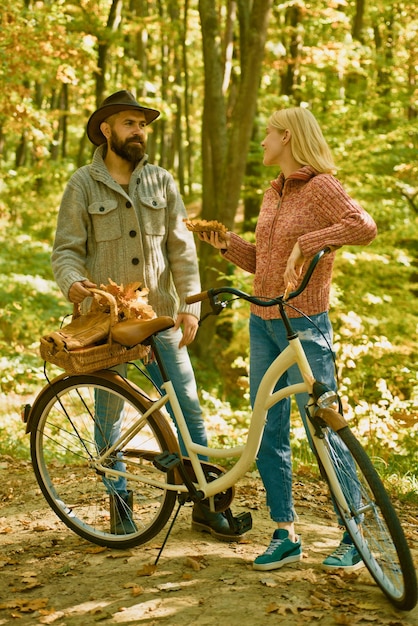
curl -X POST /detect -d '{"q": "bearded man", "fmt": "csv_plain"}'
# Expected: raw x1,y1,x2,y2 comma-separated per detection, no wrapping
51,90,246,540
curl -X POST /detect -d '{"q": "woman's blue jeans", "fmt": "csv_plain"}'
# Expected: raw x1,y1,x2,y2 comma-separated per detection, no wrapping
250,311,340,523
94,327,207,495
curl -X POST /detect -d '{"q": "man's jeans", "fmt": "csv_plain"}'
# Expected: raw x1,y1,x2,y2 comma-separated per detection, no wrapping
94,327,206,495
250,312,355,523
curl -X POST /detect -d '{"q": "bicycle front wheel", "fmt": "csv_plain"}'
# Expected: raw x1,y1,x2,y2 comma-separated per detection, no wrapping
29,372,178,549
316,425,417,611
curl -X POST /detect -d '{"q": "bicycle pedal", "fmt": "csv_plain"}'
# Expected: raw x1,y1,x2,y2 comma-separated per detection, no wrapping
153,451,181,472
232,511,253,534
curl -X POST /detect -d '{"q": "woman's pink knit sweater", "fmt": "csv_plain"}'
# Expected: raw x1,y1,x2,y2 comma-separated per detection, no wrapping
223,166,377,319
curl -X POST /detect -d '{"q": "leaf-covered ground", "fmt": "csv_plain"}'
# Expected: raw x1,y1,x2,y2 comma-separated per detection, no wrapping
0,457,417,626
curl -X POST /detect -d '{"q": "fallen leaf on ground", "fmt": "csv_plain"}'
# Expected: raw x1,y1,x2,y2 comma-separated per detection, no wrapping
185,555,206,570
310,594,332,609
106,551,132,559
0,597,49,612
123,582,144,597
85,546,108,554
38,609,65,624
266,602,299,615
260,577,278,587
137,563,157,576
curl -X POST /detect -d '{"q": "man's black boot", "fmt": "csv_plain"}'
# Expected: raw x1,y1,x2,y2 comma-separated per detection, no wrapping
192,502,250,542
109,490,138,535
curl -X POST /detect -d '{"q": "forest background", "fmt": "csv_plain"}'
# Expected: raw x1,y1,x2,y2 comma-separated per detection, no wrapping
0,0,417,501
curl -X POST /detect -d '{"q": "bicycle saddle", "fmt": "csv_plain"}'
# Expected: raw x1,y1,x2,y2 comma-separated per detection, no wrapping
111,316,175,347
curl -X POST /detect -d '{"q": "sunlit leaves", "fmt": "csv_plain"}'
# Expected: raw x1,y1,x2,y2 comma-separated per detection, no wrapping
0,2,96,144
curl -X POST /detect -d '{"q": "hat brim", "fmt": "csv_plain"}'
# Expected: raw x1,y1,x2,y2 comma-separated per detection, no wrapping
87,103,160,146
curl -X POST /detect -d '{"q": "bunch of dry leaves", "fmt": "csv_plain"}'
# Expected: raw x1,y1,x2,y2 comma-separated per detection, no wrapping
92,279,156,321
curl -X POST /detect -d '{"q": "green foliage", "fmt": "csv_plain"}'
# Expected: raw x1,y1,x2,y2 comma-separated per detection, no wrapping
0,167,71,395
0,164,73,237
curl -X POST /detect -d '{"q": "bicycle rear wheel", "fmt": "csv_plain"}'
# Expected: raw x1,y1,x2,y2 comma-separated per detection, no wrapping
316,425,417,611
29,372,178,549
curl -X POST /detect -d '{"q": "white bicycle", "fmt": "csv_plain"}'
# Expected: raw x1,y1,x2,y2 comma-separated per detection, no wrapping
24,248,417,611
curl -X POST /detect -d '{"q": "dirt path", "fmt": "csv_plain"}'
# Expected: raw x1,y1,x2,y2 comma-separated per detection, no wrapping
0,457,417,626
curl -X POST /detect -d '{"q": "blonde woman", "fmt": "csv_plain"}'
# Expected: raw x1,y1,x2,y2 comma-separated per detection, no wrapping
199,107,377,571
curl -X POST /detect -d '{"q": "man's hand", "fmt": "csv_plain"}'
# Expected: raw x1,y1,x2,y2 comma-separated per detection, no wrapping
174,313,199,348
68,280,97,304
283,242,305,290
197,230,230,250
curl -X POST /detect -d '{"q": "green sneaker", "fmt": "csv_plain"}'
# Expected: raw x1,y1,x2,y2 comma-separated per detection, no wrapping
322,532,364,572
253,529,302,571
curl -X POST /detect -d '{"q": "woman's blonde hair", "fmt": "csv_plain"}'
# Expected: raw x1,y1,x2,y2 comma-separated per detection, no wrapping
268,107,336,174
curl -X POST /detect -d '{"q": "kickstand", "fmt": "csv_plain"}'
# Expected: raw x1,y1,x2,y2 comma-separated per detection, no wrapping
154,499,185,566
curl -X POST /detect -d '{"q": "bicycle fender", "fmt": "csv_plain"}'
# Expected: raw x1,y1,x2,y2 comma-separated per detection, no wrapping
315,407,348,431
22,371,71,434
23,369,143,434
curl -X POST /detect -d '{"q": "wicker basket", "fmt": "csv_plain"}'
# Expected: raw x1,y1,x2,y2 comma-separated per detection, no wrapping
40,289,150,374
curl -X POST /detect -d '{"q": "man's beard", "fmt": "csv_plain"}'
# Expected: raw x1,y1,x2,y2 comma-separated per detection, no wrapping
109,133,146,164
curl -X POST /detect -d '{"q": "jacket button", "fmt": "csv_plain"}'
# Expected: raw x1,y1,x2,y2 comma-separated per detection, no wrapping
152,200,157,206
99,206,105,212
132,258,139,265
126,201,132,208
137,177,141,184
129,230,137,238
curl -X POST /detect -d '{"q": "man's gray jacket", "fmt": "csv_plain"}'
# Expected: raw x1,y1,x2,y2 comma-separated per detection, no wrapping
52,145,201,320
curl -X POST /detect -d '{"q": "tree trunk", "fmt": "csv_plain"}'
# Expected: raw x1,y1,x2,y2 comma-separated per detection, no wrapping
195,0,272,355
95,0,123,106
373,8,394,124
352,0,366,43
182,0,194,196
60,83,69,160
281,4,303,98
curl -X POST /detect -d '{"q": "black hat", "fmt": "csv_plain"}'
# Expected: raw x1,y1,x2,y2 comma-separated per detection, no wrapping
87,90,160,145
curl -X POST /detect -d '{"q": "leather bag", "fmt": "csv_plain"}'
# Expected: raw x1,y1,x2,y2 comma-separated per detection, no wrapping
40,289,149,374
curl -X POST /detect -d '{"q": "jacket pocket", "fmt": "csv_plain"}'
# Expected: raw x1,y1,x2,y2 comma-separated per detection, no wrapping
88,200,121,241
140,196,167,235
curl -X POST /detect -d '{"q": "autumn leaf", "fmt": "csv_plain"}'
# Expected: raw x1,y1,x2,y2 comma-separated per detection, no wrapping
328,575,348,589
219,576,236,585
333,614,357,625
123,583,145,597
185,555,207,571
137,563,157,576
0,597,49,612
85,546,108,554
265,602,299,615
106,551,133,559
20,579,43,590
95,281,156,321
33,524,51,532
310,594,332,609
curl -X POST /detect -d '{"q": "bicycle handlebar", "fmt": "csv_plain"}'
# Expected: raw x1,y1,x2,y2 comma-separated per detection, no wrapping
185,247,331,307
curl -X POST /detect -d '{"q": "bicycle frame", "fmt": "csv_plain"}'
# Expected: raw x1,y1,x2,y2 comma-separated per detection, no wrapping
89,332,315,505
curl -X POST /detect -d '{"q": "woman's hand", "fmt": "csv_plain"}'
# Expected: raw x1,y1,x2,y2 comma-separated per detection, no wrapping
283,242,305,290
197,230,230,250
